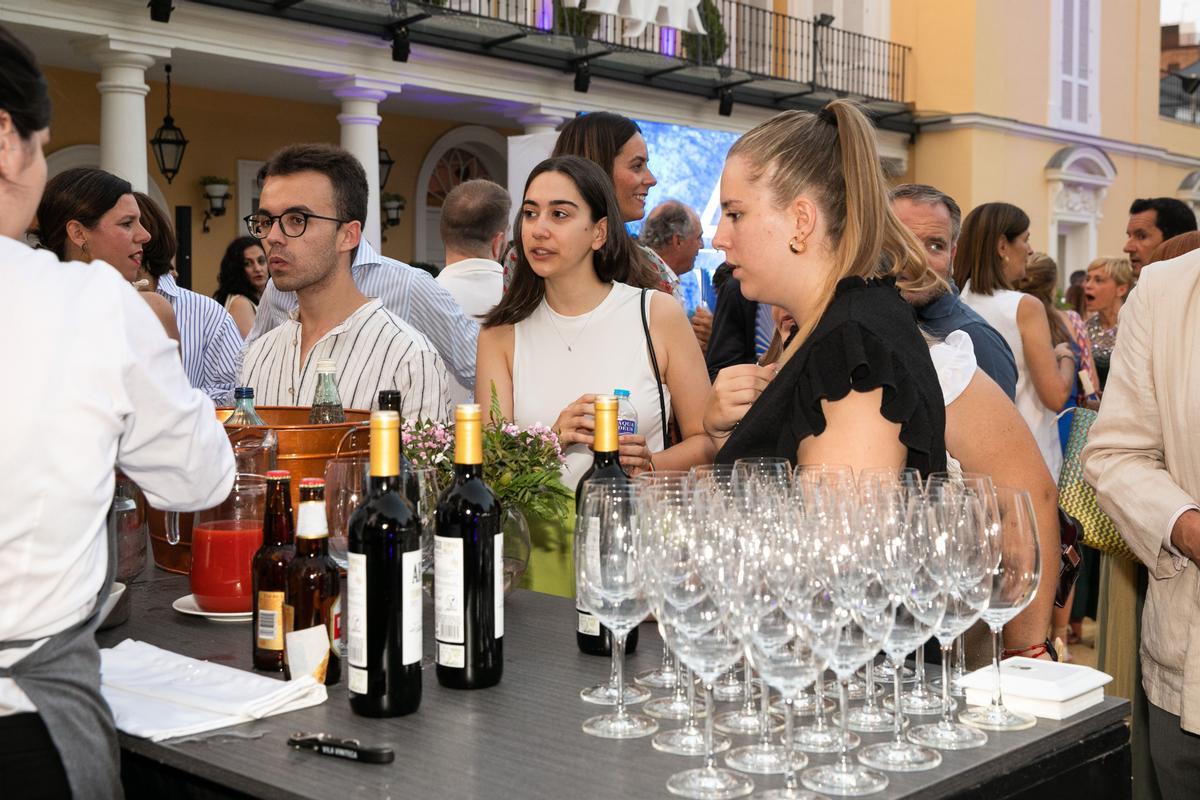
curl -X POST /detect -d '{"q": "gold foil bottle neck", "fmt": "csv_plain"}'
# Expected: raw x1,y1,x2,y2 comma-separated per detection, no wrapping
594,395,618,453
455,404,483,465
370,410,400,477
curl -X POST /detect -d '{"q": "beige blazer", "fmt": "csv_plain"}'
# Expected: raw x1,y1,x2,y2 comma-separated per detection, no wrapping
1082,249,1200,733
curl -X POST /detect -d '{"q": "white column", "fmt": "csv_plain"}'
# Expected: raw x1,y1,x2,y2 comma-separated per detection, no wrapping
328,78,401,252
78,37,170,194
507,107,572,207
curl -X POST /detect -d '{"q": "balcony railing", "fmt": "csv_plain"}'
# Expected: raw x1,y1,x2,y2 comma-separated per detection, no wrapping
197,0,913,121
1161,72,1200,126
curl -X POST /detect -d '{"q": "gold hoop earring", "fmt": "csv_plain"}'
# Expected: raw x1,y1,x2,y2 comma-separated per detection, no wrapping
789,236,807,255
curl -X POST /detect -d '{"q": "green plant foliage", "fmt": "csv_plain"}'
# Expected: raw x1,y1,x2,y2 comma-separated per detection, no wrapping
553,0,600,38
682,0,727,64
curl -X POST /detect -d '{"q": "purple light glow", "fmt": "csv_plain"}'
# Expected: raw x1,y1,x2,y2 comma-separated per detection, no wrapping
537,0,553,30
660,28,677,56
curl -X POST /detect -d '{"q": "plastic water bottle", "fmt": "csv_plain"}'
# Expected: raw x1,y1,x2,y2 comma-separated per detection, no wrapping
614,389,638,436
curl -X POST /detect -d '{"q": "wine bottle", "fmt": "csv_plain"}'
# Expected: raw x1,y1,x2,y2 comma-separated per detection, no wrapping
574,395,639,657
377,389,421,509
347,411,423,717
284,478,342,685
252,470,295,672
308,360,346,424
435,404,503,689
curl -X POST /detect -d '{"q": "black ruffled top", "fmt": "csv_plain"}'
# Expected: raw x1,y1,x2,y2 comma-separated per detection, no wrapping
716,277,947,476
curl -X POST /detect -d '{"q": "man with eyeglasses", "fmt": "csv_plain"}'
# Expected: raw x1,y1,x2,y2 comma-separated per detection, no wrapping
239,144,451,421
246,162,480,395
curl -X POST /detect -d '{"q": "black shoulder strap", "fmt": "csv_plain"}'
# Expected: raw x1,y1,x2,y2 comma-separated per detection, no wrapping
641,288,670,451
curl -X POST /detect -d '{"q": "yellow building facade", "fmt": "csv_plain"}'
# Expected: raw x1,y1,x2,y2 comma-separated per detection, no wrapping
894,0,1200,276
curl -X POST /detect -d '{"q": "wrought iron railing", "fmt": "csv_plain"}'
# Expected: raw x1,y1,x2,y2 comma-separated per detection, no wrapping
1161,73,1200,126
414,0,909,103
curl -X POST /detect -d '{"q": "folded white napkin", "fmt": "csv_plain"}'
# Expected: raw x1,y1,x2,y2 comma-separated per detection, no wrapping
101,639,326,741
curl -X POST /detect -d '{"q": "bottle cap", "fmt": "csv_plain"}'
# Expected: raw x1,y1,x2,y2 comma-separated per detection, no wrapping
234,387,254,399
613,389,630,398
316,359,337,374
266,470,291,480
299,477,325,487
455,403,482,421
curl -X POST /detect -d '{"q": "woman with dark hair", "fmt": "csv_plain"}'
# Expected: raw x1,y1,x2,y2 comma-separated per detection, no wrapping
477,155,713,596
957,202,1075,479
214,236,268,337
131,193,242,401
35,167,180,341
0,24,235,800
504,112,677,295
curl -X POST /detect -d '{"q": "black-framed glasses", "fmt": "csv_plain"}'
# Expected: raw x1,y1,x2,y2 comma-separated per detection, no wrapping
243,210,349,239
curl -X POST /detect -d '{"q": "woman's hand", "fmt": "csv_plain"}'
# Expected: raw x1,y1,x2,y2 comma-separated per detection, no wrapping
618,434,654,475
553,394,597,448
703,364,778,438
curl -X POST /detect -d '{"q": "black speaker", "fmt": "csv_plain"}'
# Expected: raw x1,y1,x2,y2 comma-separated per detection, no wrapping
175,205,192,290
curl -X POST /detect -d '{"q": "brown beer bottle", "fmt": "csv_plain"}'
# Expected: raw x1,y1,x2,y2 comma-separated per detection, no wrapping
252,470,295,671
284,478,342,685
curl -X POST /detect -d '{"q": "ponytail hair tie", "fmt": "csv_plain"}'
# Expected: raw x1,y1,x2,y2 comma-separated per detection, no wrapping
818,105,838,127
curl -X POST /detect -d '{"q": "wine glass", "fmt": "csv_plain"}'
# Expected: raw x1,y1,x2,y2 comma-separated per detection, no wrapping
579,478,651,707
323,456,368,570
925,472,998,700
858,493,946,772
409,465,441,585
959,487,1042,732
642,483,753,799
576,482,657,739
907,485,993,751
690,463,743,702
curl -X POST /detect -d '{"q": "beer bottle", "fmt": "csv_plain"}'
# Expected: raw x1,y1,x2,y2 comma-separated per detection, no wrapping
284,478,342,685
252,470,295,672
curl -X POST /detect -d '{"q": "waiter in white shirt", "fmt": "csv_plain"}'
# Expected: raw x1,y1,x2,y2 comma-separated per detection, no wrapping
0,27,236,799
435,179,509,404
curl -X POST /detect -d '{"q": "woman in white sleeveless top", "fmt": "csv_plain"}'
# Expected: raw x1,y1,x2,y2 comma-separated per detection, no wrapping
954,202,1075,480
476,156,714,596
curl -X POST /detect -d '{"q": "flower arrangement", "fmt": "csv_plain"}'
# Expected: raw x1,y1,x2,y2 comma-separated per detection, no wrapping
402,385,573,523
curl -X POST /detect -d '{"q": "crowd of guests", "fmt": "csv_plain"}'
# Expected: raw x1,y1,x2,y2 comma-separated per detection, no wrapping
4,20,1200,799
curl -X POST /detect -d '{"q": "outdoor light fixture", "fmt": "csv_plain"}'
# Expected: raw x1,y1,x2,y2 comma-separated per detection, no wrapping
380,194,406,242
574,59,591,93
149,64,188,184
378,146,396,189
1178,72,1200,96
201,188,230,234
718,86,734,117
148,0,174,23
815,12,835,27
392,27,411,62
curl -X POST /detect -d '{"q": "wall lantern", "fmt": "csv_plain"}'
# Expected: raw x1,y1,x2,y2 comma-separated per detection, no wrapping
149,64,188,184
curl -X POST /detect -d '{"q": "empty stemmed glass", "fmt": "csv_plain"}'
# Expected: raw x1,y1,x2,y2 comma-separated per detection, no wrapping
643,483,753,799
959,487,1042,732
576,482,656,739
727,503,824,799
907,484,993,751
579,478,651,707
690,466,742,708
858,491,946,773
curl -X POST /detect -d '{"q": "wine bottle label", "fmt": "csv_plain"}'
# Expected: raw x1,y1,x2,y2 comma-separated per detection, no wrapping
434,535,464,645
348,665,368,695
585,516,601,582
577,610,600,637
347,553,367,668
494,532,504,640
401,549,422,665
256,591,284,650
438,642,465,669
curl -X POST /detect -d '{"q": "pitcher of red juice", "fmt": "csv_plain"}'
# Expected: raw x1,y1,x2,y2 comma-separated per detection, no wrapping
190,473,267,612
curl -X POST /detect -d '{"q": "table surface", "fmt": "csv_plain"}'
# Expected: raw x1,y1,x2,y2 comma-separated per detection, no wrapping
98,568,1129,800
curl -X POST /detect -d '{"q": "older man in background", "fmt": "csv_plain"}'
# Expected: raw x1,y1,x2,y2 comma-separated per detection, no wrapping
642,199,712,351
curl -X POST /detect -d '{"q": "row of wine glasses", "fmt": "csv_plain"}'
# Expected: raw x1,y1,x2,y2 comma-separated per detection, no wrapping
573,462,1042,799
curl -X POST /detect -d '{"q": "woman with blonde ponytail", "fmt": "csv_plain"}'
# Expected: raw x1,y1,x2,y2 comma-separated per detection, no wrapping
704,101,947,476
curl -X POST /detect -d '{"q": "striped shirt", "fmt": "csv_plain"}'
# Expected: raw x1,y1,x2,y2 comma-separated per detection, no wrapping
156,273,242,405
248,240,478,388
240,298,451,422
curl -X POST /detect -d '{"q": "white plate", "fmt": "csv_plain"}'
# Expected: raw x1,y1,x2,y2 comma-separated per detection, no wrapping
172,594,252,623
100,582,126,621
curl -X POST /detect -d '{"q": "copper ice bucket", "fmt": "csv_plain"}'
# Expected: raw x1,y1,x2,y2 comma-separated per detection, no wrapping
149,406,370,574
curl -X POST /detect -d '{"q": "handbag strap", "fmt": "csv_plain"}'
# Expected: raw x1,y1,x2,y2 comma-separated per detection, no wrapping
641,288,670,451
